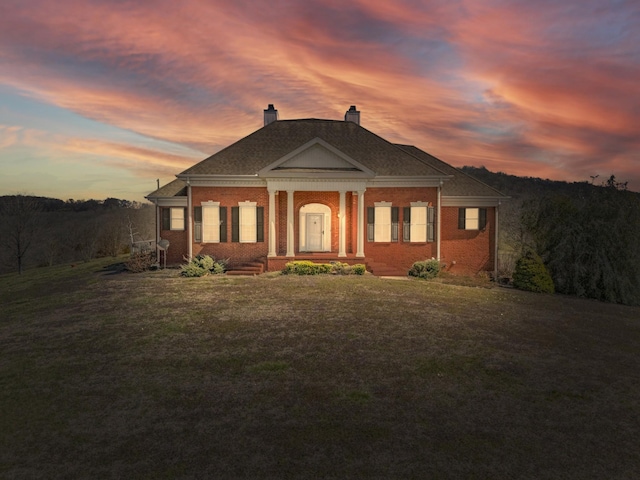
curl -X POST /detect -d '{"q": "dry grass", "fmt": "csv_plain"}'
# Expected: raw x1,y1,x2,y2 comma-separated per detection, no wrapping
1,258,639,479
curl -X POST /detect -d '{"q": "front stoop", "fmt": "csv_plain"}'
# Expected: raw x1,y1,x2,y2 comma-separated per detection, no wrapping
226,261,265,276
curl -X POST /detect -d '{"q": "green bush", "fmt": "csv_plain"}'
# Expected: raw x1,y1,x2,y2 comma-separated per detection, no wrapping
283,261,367,275
283,261,332,275
408,259,441,279
513,251,555,294
351,264,366,275
180,255,227,277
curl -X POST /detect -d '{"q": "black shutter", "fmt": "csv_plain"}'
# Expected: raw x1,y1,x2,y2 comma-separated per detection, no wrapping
403,207,411,241
194,206,202,242
367,207,375,242
219,207,227,242
162,208,170,230
427,206,435,242
458,208,466,230
231,207,239,242
391,207,399,242
256,206,264,242
479,208,487,230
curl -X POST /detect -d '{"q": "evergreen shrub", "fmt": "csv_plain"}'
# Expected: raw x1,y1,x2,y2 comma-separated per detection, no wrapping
408,259,441,279
181,255,227,277
512,251,555,293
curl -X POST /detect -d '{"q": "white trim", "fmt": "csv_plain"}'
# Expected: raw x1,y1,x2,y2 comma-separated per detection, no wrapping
356,190,365,257
187,184,192,259
258,137,376,177
286,191,295,257
267,178,367,192
339,191,346,257
268,190,277,257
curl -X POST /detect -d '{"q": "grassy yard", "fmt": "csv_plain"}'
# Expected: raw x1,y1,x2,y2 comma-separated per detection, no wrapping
1,258,639,479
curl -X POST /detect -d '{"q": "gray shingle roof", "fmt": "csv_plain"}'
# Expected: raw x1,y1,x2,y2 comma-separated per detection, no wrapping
395,144,507,198
146,178,187,199
180,119,448,177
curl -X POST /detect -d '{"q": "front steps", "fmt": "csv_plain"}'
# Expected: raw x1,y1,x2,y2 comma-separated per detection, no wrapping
225,261,265,276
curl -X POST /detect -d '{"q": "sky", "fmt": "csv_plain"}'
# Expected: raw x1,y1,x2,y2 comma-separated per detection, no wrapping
1,0,638,202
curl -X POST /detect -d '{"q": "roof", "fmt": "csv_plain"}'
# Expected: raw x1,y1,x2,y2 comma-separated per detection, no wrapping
146,178,186,199
179,119,448,178
395,144,507,198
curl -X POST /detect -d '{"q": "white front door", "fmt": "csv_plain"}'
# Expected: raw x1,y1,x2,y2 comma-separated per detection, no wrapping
306,213,324,251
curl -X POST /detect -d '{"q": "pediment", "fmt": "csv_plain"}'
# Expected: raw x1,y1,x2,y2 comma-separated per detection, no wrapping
258,138,375,178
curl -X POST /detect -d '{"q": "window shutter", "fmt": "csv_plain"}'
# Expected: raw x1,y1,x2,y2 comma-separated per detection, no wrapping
458,208,466,230
391,207,399,242
219,207,227,242
403,207,411,241
427,206,435,242
162,208,170,230
231,207,239,242
194,206,202,243
479,208,487,230
256,206,264,242
367,207,375,242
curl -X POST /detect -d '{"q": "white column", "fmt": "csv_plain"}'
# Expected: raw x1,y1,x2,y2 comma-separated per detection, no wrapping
437,182,442,261
187,182,193,260
286,190,295,257
494,201,500,280
356,190,365,257
338,190,346,257
268,189,277,257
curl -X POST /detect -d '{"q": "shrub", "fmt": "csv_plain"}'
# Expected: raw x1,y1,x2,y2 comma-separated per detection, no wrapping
125,252,156,273
513,251,555,294
408,259,441,279
282,261,332,275
351,264,366,275
180,255,226,277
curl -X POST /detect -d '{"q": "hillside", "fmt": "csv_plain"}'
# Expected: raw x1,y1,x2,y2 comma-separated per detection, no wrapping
1,260,639,478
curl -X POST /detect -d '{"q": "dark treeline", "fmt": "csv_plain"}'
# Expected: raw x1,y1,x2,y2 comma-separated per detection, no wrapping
0,195,155,275
463,167,640,305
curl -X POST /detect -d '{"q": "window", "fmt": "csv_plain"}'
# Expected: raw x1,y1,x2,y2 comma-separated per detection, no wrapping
367,203,398,242
194,203,227,243
403,203,435,242
162,207,186,231
458,208,487,230
232,203,264,243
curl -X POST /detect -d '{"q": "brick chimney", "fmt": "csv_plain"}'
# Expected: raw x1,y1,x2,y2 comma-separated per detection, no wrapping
344,105,360,124
264,104,279,126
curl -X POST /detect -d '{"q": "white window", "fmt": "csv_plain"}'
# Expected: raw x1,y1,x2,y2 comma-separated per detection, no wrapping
202,202,220,243
239,202,256,243
374,203,391,242
410,204,427,242
465,208,480,230
459,207,486,230
170,208,184,230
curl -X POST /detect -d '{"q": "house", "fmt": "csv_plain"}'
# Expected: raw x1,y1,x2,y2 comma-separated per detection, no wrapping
146,105,507,276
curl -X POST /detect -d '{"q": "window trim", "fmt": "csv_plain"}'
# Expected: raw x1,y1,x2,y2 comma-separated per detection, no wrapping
458,207,487,231
170,207,185,231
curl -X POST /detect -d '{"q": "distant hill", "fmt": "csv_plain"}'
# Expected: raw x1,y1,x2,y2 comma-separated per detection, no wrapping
459,166,630,199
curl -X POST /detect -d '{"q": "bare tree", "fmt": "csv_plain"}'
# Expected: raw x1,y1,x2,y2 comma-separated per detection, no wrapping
0,195,42,274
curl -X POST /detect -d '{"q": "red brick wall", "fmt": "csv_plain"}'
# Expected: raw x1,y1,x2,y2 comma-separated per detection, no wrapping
159,187,496,274
363,187,438,271
440,206,495,274
191,187,269,267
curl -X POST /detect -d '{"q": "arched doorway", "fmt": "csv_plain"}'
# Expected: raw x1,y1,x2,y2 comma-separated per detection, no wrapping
299,203,331,252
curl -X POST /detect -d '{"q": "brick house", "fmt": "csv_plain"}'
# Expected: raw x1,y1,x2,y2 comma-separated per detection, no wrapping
146,105,506,276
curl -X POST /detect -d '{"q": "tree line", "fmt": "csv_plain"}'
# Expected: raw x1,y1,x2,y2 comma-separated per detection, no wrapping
464,167,640,306
0,195,155,275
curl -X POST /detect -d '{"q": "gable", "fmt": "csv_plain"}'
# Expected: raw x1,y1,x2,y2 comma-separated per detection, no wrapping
258,137,375,178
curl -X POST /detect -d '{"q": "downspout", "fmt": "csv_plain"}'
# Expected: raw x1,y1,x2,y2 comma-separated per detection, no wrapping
437,181,442,261
494,200,500,281
187,178,193,260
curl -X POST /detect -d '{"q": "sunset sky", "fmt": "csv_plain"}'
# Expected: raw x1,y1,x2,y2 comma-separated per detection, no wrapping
1,0,638,201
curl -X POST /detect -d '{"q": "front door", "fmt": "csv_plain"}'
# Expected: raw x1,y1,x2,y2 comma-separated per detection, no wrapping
306,213,324,251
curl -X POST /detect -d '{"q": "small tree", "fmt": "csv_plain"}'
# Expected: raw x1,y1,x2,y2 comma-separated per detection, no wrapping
0,195,42,274
512,250,554,294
